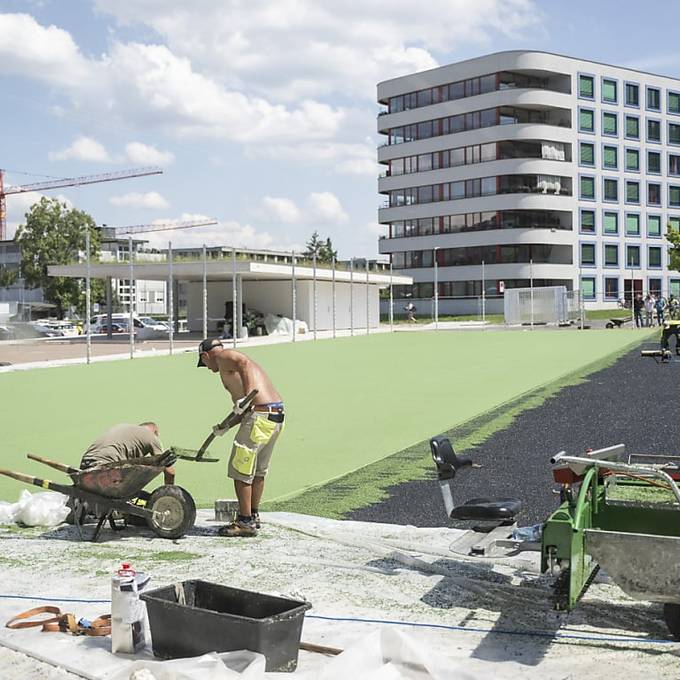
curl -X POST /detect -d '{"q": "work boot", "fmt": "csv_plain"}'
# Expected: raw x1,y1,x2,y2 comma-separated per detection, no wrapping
218,516,257,537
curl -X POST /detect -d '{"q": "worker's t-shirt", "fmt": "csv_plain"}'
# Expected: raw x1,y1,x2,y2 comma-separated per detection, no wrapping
80,424,163,469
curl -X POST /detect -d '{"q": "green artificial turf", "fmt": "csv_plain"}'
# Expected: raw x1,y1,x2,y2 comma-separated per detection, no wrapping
0,329,648,507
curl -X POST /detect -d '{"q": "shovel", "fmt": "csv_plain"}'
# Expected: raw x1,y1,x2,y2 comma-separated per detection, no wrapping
171,389,259,463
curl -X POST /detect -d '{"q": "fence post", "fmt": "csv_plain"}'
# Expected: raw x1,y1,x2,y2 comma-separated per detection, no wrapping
232,248,237,348
168,240,174,355
85,226,91,365
291,252,296,343
332,256,336,339
202,244,208,338
129,235,134,359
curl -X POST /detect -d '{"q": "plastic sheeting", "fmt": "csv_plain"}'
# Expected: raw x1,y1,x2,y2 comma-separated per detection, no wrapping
0,490,70,527
263,314,309,336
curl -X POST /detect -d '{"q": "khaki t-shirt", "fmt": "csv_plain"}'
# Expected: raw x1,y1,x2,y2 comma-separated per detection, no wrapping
80,424,163,468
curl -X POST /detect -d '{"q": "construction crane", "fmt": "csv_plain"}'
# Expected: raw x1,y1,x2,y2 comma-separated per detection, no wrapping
115,218,218,236
0,167,163,240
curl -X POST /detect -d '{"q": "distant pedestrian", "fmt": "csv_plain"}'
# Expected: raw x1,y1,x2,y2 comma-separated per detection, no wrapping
404,302,417,322
633,293,644,328
670,295,679,320
655,295,667,326
644,294,655,327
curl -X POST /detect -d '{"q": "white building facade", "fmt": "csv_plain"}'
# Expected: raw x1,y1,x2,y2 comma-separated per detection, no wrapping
377,50,680,313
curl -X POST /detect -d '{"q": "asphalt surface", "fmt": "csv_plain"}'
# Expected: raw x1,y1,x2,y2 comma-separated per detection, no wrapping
349,345,678,527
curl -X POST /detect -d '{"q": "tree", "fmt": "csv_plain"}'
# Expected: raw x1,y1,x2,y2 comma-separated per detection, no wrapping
16,197,102,319
304,231,337,263
0,266,18,288
668,224,680,272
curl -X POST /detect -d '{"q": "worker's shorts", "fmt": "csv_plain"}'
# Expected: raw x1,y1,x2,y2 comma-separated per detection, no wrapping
228,409,284,484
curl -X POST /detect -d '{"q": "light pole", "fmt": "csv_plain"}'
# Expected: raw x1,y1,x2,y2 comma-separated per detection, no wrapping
433,247,439,330
85,226,91,364
481,259,486,323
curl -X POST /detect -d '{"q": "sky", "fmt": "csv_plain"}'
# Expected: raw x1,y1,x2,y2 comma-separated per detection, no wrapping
2,0,680,257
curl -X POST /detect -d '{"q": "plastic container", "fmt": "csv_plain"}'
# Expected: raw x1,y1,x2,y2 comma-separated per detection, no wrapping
141,580,311,672
111,563,150,654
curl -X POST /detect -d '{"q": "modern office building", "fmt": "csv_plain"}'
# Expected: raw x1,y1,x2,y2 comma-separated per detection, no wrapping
377,50,680,313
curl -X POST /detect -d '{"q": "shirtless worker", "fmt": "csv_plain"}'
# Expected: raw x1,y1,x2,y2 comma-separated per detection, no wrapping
197,338,284,537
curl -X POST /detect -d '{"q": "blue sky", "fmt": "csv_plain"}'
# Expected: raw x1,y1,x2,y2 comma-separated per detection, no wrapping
1,0,680,257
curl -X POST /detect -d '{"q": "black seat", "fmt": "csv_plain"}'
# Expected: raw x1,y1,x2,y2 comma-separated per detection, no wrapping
430,435,522,522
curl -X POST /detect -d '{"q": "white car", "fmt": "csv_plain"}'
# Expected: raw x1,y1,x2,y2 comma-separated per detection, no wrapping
90,315,168,340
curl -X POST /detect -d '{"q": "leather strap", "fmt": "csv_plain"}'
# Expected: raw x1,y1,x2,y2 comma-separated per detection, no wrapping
6,607,111,636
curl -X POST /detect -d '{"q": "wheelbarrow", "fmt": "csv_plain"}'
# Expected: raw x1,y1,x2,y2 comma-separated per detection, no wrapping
605,316,632,329
0,451,196,542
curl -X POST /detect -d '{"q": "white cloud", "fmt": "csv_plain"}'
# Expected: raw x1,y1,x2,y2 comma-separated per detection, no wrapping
48,136,112,162
254,197,302,224
124,142,174,166
109,191,170,209
306,192,348,224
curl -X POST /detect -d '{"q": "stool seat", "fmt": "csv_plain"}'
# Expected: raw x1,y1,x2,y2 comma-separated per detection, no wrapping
450,497,522,521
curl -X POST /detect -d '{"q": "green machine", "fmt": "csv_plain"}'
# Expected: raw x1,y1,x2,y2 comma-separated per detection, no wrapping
543,444,680,638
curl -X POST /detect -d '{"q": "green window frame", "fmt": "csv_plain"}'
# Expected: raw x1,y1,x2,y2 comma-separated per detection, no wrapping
670,186,680,207
647,119,661,142
625,148,639,171
648,214,662,237
603,112,618,136
604,244,619,266
649,246,662,268
603,145,617,169
579,142,595,166
625,115,639,139
581,277,596,299
648,151,661,174
580,209,595,233
626,245,640,267
579,108,595,132
580,176,595,199
603,211,619,234
626,213,640,236
626,180,640,203
579,75,594,99
604,178,618,201
670,92,680,114
670,122,680,145
581,243,596,266
602,78,617,103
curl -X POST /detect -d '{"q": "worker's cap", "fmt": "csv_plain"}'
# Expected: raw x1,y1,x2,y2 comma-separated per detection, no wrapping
197,338,223,367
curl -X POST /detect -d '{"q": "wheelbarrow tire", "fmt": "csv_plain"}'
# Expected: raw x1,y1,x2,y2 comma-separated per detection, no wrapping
605,322,614,329
146,485,196,539
664,603,680,640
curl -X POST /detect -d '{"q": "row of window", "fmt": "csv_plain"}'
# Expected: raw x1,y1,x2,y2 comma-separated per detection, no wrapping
387,140,569,176
578,108,680,143
579,210,679,236
388,174,571,207
578,75,679,114
389,210,570,239
580,242,663,268
387,71,564,113
580,277,680,301
578,144,680,175
393,279,571,299
392,244,572,269
579,175,680,206
387,106,570,145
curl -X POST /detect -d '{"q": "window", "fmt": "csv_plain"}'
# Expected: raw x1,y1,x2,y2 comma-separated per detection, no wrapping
670,122,680,145
625,115,639,139
649,278,662,296
602,78,617,103
648,182,661,206
580,142,595,166
603,112,618,136
648,214,662,237
625,148,639,171
669,154,680,175
647,119,661,142
626,180,640,203
579,75,594,99
579,108,595,132
626,213,640,236
670,186,680,207
672,280,680,298
604,178,618,201
580,209,595,233
602,145,617,169
580,175,595,199
648,151,661,174
670,92,680,114
605,277,619,300
603,211,619,234
581,243,596,266
604,243,619,266
626,245,640,267
581,277,596,299
625,83,639,107
670,216,680,231
647,87,661,110
649,246,662,268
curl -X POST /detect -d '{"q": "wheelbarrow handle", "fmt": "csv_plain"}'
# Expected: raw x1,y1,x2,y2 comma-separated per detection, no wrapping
27,453,79,475
0,468,72,495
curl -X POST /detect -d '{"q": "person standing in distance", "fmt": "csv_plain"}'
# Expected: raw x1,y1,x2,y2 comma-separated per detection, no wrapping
197,338,284,537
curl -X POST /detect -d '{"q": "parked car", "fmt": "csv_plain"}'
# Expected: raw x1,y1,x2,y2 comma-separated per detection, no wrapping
90,314,168,340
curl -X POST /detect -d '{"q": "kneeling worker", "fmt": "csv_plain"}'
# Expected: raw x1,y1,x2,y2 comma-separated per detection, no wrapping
80,422,175,485
197,338,284,537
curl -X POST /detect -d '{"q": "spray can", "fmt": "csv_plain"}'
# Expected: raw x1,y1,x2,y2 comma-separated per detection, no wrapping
111,562,150,654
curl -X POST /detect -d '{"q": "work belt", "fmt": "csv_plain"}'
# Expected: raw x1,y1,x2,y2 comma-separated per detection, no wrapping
6,605,111,636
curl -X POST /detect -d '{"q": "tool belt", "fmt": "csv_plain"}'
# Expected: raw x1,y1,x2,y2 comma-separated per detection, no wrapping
6,605,111,636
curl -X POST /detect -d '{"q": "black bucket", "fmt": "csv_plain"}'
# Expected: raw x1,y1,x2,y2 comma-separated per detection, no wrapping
141,580,311,672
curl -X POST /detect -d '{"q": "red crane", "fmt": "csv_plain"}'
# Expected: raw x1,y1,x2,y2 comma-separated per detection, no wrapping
0,167,163,240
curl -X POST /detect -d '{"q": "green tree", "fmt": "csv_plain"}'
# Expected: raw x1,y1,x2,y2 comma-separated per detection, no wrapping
668,224,680,272
0,266,18,288
304,231,337,263
16,197,102,319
